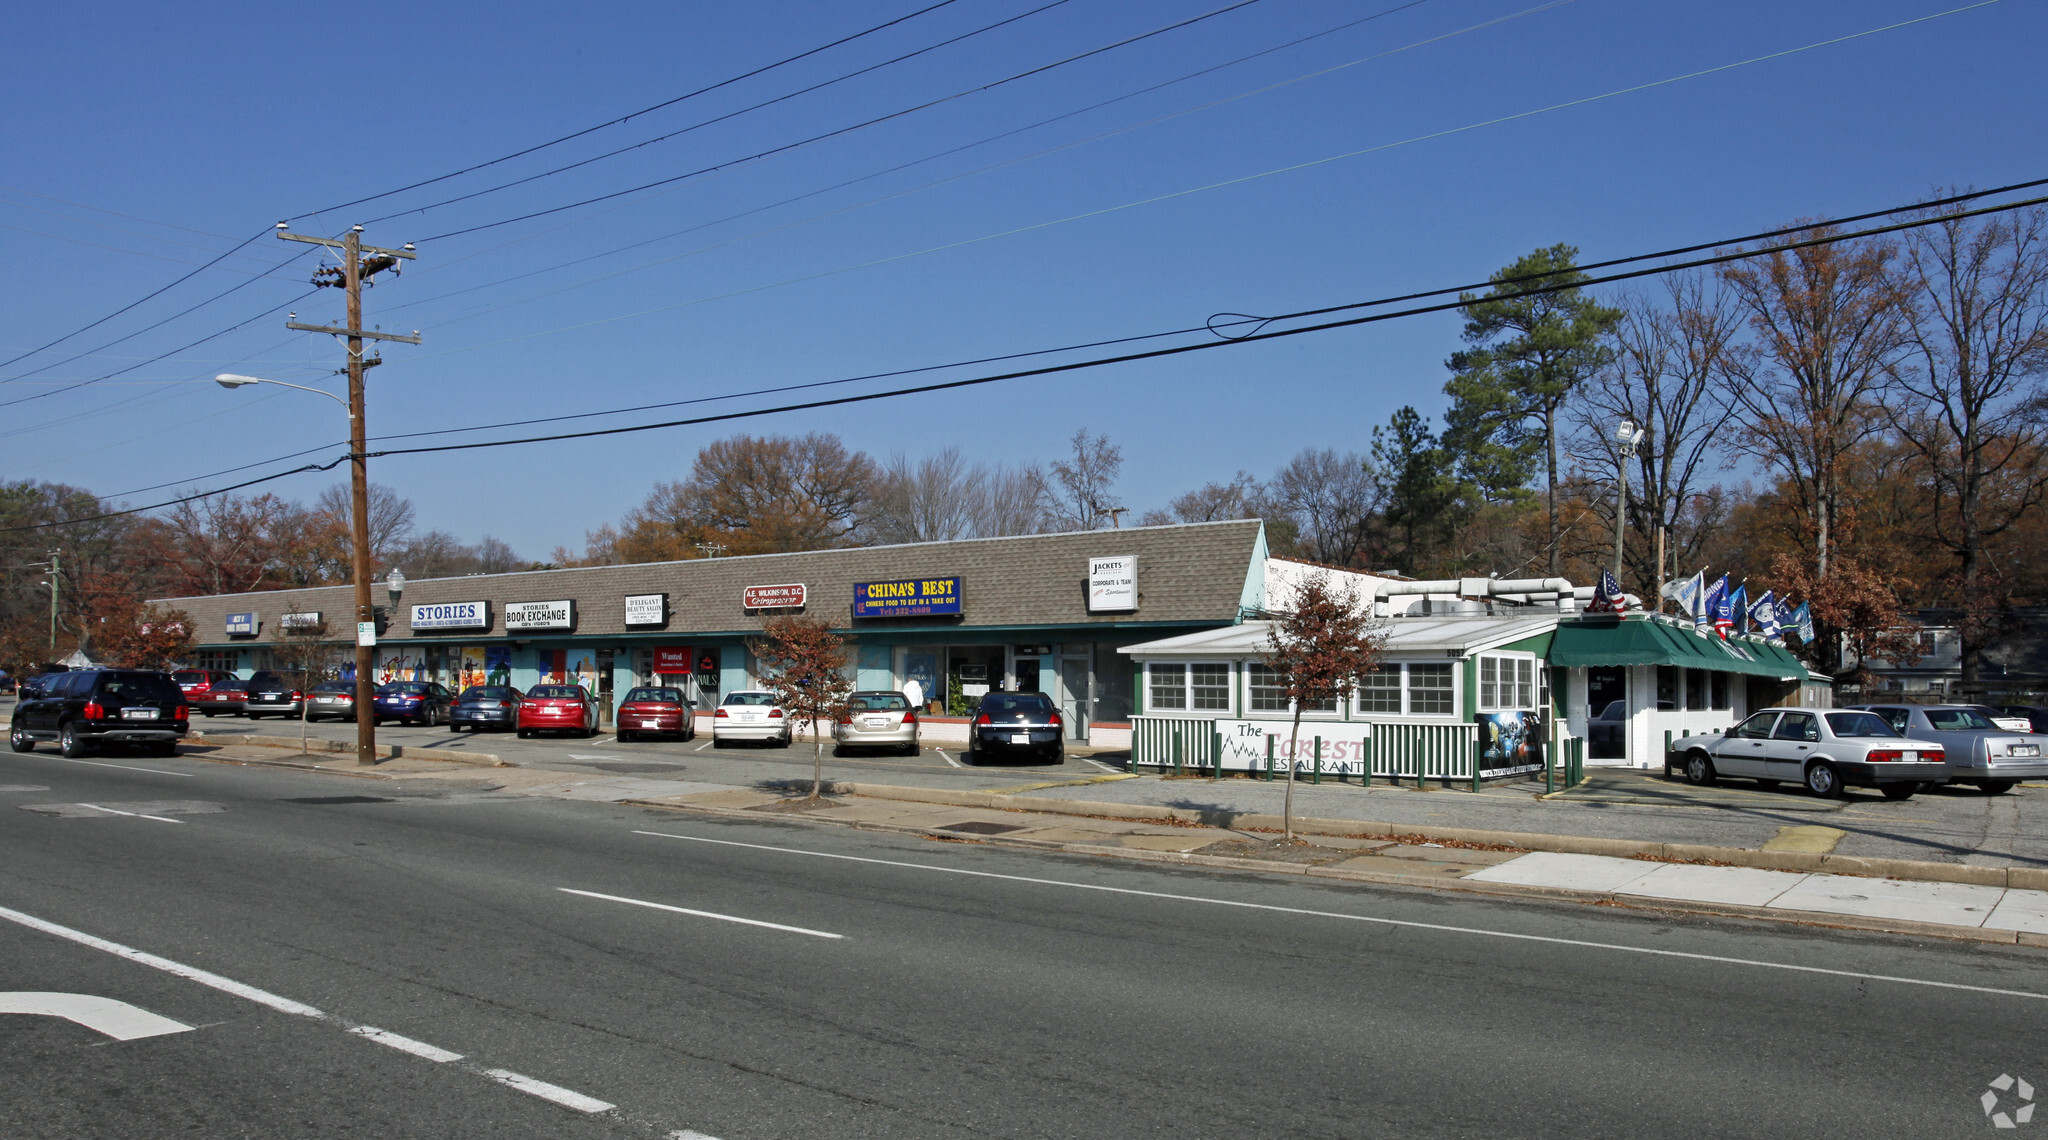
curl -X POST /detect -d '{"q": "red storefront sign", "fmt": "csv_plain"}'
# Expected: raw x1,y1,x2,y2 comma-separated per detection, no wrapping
742,583,807,609
653,646,693,673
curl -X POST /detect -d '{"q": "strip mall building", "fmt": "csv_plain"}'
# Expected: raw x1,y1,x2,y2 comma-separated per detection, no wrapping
157,518,1825,762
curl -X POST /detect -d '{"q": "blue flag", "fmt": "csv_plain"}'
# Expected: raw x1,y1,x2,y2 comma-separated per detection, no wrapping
1661,570,1704,619
1787,600,1814,644
1749,590,1779,640
1703,575,1732,637
1729,583,1749,635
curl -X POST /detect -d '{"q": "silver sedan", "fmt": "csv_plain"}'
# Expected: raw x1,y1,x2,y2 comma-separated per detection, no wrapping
833,691,919,756
1850,704,2048,793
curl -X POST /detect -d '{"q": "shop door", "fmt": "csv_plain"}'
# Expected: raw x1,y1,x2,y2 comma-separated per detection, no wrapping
1587,667,1627,761
1012,656,1042,695
1058,656,1090,743
596,649,615,728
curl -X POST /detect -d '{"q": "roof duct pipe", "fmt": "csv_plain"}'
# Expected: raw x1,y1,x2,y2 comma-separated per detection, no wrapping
1369,576,1577,617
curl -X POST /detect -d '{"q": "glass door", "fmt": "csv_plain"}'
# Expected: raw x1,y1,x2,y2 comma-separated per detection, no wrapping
1058,655,1090,742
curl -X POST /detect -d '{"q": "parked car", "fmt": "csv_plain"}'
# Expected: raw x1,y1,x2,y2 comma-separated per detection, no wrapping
190,676,250,717
303,679,359,722
516,684,598,738
1966,704,2033,732
964,691,1064,765
172,669,235,703
1848,704,2048,794
372,681,454,726
833,690,919,755
712,690,789,747
2001,705,2048,734
451,685,523,733
1667,708,1946,799
241,672,303,719
617,686,694,742
9,669,189,758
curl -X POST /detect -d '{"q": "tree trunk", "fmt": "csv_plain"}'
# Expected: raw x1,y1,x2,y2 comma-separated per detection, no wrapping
812,715,824,801
1283,706,1303,841
1958,418,1984,688
1545,406,1560,577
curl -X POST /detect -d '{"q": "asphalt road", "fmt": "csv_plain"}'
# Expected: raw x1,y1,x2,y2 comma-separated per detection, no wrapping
5,742,2048,1137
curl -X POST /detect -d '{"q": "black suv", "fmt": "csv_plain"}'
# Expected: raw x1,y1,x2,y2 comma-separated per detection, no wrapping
9,669,189,758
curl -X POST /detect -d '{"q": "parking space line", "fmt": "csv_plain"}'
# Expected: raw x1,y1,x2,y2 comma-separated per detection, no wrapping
559,888,843,939
694,740,714,752
936,749,963,768
1079,756,1119,774
77,803,185,824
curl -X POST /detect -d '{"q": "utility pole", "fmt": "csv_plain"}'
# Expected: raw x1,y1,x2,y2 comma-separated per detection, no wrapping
278,223,419,767
46,550,59,656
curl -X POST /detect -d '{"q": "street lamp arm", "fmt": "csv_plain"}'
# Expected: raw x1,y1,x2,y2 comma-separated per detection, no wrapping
214,374,353,417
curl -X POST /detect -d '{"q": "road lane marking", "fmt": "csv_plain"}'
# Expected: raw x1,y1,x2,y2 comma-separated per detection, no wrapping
349,1025,463,1062
559,888,843,939
0,992,193,1040
484,1068,616,1114
78,803,184,824
60,758,194,777
936,749,963,768
694,740,714,752
631,830,2048,1003
1079,756,1120,773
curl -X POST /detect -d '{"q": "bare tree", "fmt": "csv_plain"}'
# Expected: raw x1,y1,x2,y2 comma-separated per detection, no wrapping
316,483,416,559
972,465,1046,537
1264,572,1381,839
1139,472,1265,525
1891,201,2048,684
1038,430,1124,531
870,448,984,544
1268,449,1379,567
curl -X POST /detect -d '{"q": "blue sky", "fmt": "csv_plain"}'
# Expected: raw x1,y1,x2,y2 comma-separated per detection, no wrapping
3,0,2040,558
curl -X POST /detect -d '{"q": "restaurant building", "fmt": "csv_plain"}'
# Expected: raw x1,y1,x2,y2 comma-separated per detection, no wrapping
156,520,1273,746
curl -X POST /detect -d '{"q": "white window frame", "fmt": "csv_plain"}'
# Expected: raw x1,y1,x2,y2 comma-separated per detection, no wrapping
1476,652,1540,712
1351,659,1463,719
1244,660,1340,718
1143,661,1233,716
1355,663,1405,715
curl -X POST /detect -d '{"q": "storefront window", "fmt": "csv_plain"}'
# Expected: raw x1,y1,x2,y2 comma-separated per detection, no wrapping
1478,655,1536,711
1149,663,1188,711
1657,666,1679,710
947,646,1005,714
1094,642,1135,723
1409,663,1455,715
1190,664,1230,711
1711,671,1730,710
1248,663,1288,712
1359,666,1403,714
1685,669,1707,710
1145,663,1230,713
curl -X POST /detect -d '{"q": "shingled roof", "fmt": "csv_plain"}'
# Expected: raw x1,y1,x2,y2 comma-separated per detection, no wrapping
160,519,1267,647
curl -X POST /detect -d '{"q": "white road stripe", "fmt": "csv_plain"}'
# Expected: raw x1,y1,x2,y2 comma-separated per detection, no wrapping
484,1068,616,1114
694,740,713,752
631,830,2048,1003
0,904,326,1018
78,803,184,824
559,888,843,939
1079,756,1118,773
936,749,963,768
0,991,193,1040
60,758,193,777
349,1025,463,1062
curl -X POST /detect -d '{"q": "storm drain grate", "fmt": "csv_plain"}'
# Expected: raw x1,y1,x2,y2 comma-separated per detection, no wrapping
940,821,1025,835
284,796,395,805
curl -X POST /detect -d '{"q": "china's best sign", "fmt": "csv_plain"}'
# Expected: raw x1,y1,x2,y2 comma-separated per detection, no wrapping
853,577,962,617
410,601,490,630
1087,555,1137,612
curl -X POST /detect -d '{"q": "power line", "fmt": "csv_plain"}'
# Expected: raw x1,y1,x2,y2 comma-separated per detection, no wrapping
415,0,1273,242
12,186,2037,535
305,0,972,218
364,0,1083,225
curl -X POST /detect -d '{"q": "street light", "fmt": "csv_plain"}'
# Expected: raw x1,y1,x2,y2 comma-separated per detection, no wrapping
216,372,378,766
1612,420,1644,581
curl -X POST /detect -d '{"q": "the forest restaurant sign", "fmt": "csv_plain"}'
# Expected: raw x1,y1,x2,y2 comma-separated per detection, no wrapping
853,577,963,617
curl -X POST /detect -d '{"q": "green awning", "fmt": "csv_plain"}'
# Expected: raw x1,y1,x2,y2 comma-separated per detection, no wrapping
1548,618,1815,680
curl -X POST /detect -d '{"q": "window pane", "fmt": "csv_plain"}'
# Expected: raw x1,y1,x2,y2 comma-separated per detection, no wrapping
1479,657,1498,709
1359,665,1402,714
1149,663,1186,711
1409,663,1454,714
1248,663,1288,712
1190,664,1230,711
1685,669,1707,710
1515,659,1534,709
1710,672,1730,710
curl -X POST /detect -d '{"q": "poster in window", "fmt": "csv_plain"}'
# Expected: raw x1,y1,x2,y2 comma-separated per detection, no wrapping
485,646,512,686
1477,710,1541,775
459,647,487,692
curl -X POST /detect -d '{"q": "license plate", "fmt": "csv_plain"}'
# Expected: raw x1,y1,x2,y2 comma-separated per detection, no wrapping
740,712,758,721
640,720,661,729
1011,734,1031,744
121,708,158,720
2013,745,2040,757
864,718,887,728
1900,751,1918,762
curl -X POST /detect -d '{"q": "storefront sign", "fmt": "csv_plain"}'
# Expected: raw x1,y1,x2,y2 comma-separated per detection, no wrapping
1211,721,1372,776
853,577,962,617
409,601,490,630
624,593,667,626
1088,555,1137,611
504,599,575,631
225,611,257,637
653,646,693,673
280,611,323,630
743,583,807,610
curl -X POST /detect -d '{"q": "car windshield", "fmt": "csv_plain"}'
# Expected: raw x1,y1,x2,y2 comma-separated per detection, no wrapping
461,686,517,700
313,681,353,693
624,688,681,703
1596,700,1624,721
99,672,181,701
1825,712,1899,738
527,685,583,700
724,692,778,706
981,694,1053,715
379,683,428,695
850,694,910,711
174,671,207,683
1927,708,1995,730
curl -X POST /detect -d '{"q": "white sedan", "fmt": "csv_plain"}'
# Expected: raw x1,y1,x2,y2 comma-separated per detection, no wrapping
1667,708,1948,800
712,690,792,747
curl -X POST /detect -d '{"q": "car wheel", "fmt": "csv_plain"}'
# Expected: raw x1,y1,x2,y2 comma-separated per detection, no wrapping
1880,782,1920,801
620,731,636,743
902,740,919,756
712,736,727,748
59,723,88,759
1978,779,2017,795
8,724,32,753
448,723,462,733
203,711,216,718
1804,761,1845,799
152,741,178,758
1683,752,1716,786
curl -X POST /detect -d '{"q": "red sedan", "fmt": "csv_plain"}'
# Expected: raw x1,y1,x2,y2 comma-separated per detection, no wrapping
516,684,599,738
617,686,695,742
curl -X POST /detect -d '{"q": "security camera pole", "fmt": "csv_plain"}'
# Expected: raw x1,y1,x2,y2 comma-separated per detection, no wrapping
277,223,419,766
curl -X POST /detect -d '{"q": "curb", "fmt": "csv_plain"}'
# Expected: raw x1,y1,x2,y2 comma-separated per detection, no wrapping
624,796,2048,949
775,778,2048,892
188,731,510,768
